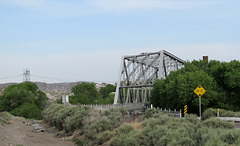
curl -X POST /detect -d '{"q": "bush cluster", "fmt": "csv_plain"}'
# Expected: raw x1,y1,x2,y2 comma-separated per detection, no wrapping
43,104,91,132
83,108,128,145
43,105,240,146
0,111,12,125
0,82,47,120
109,109,240,146
202,108,240,120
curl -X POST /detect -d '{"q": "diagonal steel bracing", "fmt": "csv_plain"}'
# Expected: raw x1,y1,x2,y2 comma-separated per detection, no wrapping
114,50,184,104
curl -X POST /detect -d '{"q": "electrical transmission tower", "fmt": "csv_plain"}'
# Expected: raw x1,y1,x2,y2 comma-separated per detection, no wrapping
23,69,31,82
114,50,185,104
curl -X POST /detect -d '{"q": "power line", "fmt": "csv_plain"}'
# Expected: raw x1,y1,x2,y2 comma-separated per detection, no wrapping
32,74,116,83
0,74,22,80
0,73,116,84
31,74,68,82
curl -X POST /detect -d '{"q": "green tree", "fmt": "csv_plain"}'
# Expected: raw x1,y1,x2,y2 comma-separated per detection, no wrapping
100,84,116,98
10,103,43,120
151,60,240,114
151,68,226,115
0,82,47,119
189,60,240,111
70,82,100,104
208,60,240,110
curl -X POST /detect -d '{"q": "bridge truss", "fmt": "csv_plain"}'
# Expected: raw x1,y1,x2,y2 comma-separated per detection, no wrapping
114,50,185,104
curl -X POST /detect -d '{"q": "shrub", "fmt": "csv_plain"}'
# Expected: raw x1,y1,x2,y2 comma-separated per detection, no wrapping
137,125,168,146
103,108,127,116
169,137,195,146
0,111,12,125
182,114,199,125
64,106,91,131
52,106,75,130
83,107,128,144
85,117,111,141
144,108,171,119
110,124,139,146
56,98,63,104
202,117,235,129
96,130,113,145
139,113,208,146
115,124,135,136
144,108,159,118
220,130,240,145
141,114,171,129
43,104,65,124
43,104,91,132
202,108,217,120
202,108,240,120
94,117,111,133
204,137,228,146
0,111,12,121
10,103,42,120
73,138,84,146
102,108,128,128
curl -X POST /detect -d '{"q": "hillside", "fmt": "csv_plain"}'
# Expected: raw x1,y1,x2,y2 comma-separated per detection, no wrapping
0,82,82,92
0,82,110,100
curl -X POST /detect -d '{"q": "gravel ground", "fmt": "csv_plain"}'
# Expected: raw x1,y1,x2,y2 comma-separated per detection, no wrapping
0,116,74,146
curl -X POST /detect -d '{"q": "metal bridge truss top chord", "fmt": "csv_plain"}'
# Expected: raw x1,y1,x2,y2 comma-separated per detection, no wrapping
114,50,185,104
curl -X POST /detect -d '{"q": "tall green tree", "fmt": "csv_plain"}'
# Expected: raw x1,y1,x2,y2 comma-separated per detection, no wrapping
189,60,240,110
70,82,100,104
0,82,47,119
151,70,225,115
100,84,116,98
208,60,240,110
151,60,240,114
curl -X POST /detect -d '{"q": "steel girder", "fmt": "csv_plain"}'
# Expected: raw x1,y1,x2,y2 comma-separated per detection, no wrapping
114,50,184,104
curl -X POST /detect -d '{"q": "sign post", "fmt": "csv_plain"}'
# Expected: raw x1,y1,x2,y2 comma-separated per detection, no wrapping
199,97,201,119
194,85,206,120
184,105,188,116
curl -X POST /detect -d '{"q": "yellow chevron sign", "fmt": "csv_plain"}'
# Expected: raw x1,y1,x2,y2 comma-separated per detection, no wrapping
184,105,187,114
194,85,206,98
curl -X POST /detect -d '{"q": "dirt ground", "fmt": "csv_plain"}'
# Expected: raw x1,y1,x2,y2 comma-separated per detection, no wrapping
0,116,74,146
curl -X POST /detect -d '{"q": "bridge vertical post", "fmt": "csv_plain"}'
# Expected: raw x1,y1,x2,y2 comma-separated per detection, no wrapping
158,50,164,79
114,56,125,104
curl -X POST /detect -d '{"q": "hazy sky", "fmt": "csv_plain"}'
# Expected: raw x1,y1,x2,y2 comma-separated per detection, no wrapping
0,0,239,83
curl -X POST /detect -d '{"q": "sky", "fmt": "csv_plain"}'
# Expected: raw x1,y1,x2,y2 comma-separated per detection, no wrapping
0,0,240,83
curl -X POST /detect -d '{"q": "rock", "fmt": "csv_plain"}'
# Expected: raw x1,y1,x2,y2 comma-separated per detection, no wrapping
32,124,45,133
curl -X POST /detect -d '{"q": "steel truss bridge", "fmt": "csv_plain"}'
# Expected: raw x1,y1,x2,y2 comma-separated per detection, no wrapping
114,50,185,104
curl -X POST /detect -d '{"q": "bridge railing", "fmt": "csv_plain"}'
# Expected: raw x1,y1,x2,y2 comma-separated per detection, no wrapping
158,108,182,118
80,102,144,110
78,103,182,117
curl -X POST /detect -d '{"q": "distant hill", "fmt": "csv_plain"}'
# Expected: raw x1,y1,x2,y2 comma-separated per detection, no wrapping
0,81,111,101
0,81,83,92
